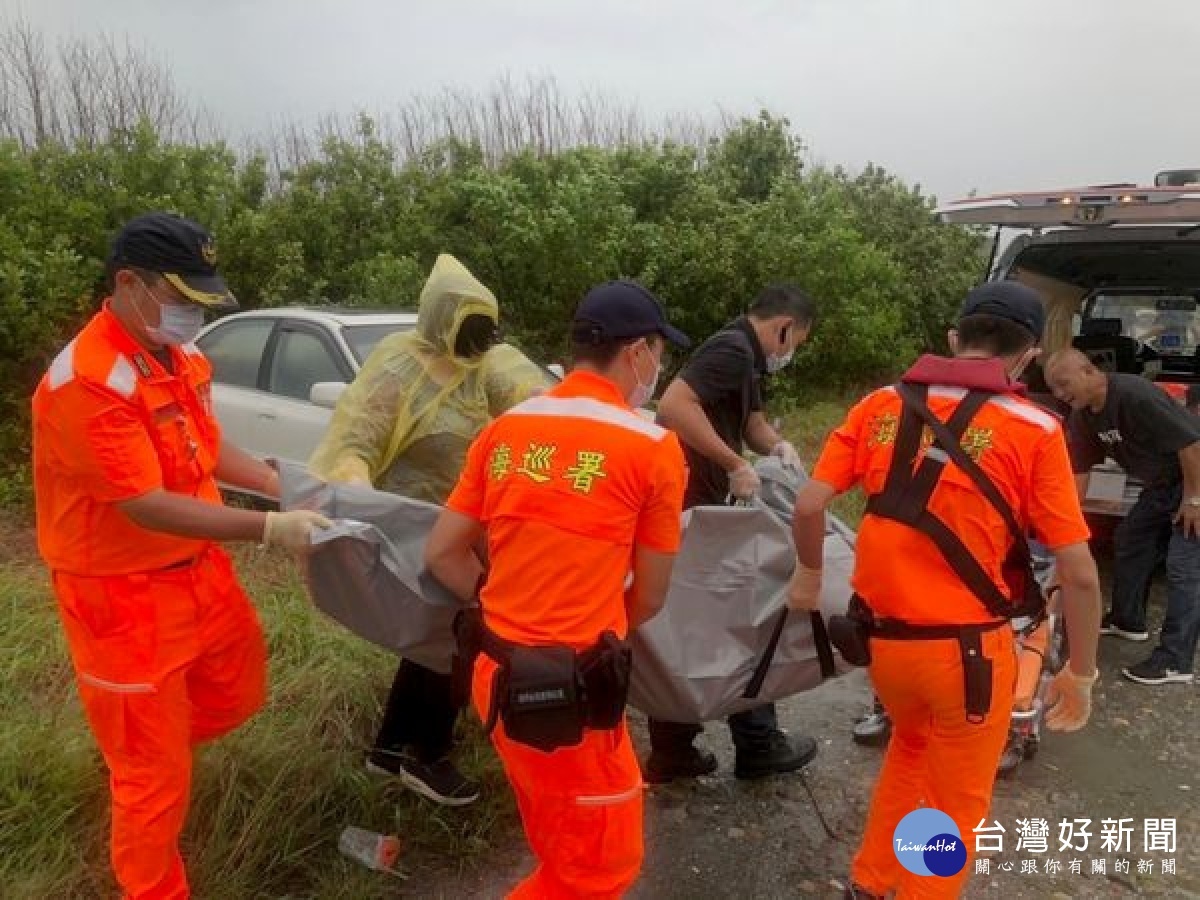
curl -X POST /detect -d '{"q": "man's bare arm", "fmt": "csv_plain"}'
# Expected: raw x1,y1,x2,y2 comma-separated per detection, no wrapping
656,379,744,473
425,509,487,602
625,545,677,628
1052,541,1102,677
215,440,279,498
120,491,267,542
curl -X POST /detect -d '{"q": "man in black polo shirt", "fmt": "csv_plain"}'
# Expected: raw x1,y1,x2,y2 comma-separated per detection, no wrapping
1045,349,1200,685
645,284,819,781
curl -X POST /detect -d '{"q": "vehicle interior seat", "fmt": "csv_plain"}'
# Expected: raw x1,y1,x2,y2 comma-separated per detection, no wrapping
1072,317,1141,374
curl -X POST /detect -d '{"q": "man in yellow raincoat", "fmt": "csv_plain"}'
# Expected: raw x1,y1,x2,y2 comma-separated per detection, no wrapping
309,254,550,805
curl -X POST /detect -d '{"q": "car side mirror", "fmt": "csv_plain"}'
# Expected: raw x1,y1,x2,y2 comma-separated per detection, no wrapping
546,363,565,379
309,381,347,409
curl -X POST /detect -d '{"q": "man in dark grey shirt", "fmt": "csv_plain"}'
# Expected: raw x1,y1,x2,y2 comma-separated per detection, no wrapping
1046,349,1200,685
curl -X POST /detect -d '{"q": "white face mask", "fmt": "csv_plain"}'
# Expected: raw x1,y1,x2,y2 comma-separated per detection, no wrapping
628,342,661,408
137,281,206,346
766,349,794,374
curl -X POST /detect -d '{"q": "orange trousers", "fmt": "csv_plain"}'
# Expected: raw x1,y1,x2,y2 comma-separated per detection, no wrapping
473,658,644,899
852,627,1016,900
53,547,266,900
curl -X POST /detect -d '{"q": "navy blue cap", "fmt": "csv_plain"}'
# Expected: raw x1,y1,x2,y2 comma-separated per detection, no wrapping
109,212,237,311
572,279,691,348
959,281,1045,341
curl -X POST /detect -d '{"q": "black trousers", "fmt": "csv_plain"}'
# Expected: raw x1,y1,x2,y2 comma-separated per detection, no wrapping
373,658,460,764
648,703,780,759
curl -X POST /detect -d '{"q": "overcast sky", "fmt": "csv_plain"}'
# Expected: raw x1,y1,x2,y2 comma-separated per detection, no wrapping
8,0,1200,202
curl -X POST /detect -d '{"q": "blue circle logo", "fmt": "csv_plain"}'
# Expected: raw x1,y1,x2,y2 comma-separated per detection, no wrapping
893,809,966,877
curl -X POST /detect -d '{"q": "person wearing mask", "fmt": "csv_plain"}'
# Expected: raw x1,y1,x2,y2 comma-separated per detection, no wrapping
1044,348,1200,684
309,254,551,805
31,212,330,899
644,284,819,782
425,279,690,897
790,282,1101,899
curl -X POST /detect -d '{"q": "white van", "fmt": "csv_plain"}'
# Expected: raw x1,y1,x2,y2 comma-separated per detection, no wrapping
937,171,1200,523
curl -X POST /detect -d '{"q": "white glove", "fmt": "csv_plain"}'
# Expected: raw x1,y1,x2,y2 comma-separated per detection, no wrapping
771,440,802,472
1043,668,1098,732
728,463,761,501
263,510,333,552
788,563,823,611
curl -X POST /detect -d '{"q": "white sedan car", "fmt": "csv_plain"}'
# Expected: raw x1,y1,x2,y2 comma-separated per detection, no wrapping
196,307,417,470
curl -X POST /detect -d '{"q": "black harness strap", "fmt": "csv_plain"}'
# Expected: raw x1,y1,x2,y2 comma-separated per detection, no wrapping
865,382,1042,623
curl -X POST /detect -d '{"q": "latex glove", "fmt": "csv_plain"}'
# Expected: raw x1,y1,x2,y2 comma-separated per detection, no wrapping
771,440,802,472
787,563,823,611
1043,668,1098,732
263,510,333,552
728,463,761,501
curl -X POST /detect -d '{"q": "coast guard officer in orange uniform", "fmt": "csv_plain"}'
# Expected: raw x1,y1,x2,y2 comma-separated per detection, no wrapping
32,212,330,899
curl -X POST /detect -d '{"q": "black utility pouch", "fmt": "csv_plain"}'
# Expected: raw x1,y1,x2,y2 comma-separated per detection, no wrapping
828,614,872,667
959,631,993,724
578,631,632,730
500,645,585,753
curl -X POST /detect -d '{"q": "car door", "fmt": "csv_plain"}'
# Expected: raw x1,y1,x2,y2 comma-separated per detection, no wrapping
257,322,353,465
195,317,278,459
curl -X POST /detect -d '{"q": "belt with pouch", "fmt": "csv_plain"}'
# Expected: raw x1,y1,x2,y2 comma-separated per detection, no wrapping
451,606,633,753
828,594,1007,724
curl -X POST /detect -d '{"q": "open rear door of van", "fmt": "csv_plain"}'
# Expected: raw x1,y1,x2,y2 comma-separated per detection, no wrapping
937,185,1200,228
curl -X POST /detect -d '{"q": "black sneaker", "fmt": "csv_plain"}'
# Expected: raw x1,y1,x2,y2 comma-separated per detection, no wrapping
734,730,818,780
852,702,891,747
1122,658,1194,686
1100,615,1149,643
367,749,480,807
643,747,719,784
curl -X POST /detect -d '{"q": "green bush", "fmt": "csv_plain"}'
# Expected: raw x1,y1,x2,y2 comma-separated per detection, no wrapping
0,112,986,470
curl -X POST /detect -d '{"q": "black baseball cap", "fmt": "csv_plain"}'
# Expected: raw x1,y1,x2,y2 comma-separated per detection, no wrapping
572,279,690,348
958,281,1045,341
108,212,238,311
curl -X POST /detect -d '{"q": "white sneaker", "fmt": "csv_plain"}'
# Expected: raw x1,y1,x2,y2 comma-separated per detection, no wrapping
1122,660,1194,685
1100,622,1149,642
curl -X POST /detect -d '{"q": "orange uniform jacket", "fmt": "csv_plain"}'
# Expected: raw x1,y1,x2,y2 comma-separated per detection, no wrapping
813,381,1090,625
446,369,687,900
448,369,688,649
34,302,224,575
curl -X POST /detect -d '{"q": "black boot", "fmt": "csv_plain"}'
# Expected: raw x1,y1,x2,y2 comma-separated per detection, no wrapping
734,730,818,780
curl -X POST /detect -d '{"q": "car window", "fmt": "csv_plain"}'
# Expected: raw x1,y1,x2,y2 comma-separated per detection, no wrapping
268,328,346,402
342,322,414,365
196,319,274,388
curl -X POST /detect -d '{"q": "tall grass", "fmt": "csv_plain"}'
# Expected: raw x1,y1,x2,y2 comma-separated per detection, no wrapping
0,535,516,899
0,400,858,898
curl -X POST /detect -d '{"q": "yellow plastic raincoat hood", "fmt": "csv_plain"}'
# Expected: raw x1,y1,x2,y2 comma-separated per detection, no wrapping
308,254,550,503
